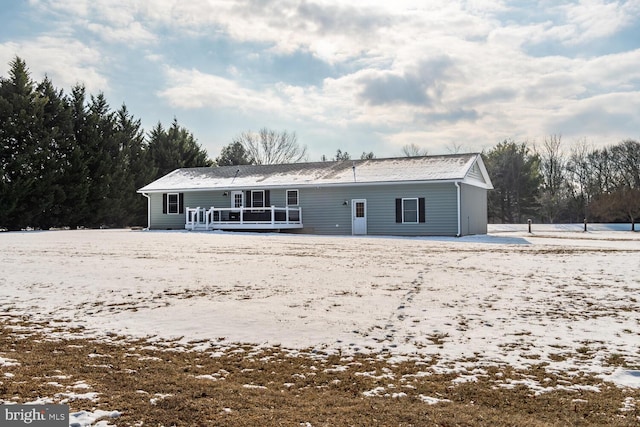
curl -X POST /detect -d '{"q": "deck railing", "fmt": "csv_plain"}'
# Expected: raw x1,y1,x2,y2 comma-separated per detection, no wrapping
185,206,302,230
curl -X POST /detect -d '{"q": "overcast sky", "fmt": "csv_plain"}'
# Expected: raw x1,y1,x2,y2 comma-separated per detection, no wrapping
1,0,639,161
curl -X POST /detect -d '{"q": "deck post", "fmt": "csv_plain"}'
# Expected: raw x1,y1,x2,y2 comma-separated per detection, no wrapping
271,206,275,225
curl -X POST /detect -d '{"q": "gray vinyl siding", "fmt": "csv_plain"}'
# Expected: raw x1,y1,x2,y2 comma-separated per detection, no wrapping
148,183,461,236
296,183,458,236
467,163,485,182
148,190,290,230
460,183,487,235
148,192,181,229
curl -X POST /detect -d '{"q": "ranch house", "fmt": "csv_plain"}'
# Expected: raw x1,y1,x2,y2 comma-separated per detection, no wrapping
137,153,493,236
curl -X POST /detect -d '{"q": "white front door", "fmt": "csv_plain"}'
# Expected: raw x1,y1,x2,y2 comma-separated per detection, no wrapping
230,191,244,221
352,199,367,235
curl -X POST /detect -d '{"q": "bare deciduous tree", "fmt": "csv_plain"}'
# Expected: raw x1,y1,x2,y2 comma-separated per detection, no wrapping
536,134,568,222
445,142,467,154
401,143,428,157
360,151,375,160
233,128,307,164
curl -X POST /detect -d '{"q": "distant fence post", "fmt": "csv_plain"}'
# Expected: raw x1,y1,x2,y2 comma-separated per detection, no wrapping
583,218,588,232
527,219,532,233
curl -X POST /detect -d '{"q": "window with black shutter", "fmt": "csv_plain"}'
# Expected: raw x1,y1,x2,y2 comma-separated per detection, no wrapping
163,193,184,214
396,197,426,224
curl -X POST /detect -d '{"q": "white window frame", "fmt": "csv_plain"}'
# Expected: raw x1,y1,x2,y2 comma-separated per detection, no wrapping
167,193,180,215
251,190,265,212
286,189,299,206
402,198,419,224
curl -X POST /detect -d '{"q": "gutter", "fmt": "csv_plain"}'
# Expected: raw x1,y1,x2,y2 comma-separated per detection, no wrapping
454,182,461,237
141,192,151,230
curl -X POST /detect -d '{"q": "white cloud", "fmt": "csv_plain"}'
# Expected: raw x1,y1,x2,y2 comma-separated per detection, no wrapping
31,0,156,46
86,21,156,44
158,67,282,112
13,0,640,155
0,36,108,92
558,0,637,44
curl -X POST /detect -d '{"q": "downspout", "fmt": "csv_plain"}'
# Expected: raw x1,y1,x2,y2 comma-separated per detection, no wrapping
142,193,151,230
454,182,461,237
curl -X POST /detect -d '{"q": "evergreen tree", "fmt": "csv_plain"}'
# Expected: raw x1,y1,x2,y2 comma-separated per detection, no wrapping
0,58,215,229
483,140,541,223
147,118,212,179
215,140,251,166
0,57,50,229
36,77,86,228
66,85,92,226
110,105,153,226
78,93,118,227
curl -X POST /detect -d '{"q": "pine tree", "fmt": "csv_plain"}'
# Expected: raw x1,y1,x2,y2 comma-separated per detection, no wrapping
215,140,251,166
483,140,542,223
0,57,50,229
110,104,154,226
36,77,88,228
147,118,212,179
79,93,118,227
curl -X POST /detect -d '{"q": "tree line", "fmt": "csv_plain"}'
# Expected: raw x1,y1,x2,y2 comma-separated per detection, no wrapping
2,57,638,230
483,137,640,229
0,57,211,230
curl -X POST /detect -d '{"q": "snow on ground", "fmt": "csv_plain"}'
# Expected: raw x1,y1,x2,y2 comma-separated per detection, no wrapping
0,228,638,397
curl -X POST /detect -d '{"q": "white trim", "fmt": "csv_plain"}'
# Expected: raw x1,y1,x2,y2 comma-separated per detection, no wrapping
464,154,494,190
247,190,267,209
455,182,461,237
231,191,244,209
138,178,485,194
401,198,419,224
286,189,299,206
142,192,151,229
167,193,180,215
351,199,367,235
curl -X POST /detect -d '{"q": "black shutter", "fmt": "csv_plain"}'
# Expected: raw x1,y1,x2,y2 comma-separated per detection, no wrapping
162,194,167,214
395,198,402,223
179,193,184,214
246,191,252,208
419,198,426,223
265,190,271,207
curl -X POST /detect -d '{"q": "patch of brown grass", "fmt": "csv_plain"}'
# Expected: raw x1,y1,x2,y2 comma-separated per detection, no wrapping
1,319,639,426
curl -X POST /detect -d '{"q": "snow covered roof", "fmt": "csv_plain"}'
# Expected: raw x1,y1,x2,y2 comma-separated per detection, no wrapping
138,153,493,193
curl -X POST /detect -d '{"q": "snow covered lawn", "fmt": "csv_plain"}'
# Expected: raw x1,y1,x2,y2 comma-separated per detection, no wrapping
0,228,638,425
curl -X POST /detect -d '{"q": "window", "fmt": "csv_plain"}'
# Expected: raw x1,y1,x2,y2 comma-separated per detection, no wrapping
167,193,179,214
395,197,426,224
286,190,299,206
251,190,265,208
163,193,183,215
402,198,418,223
